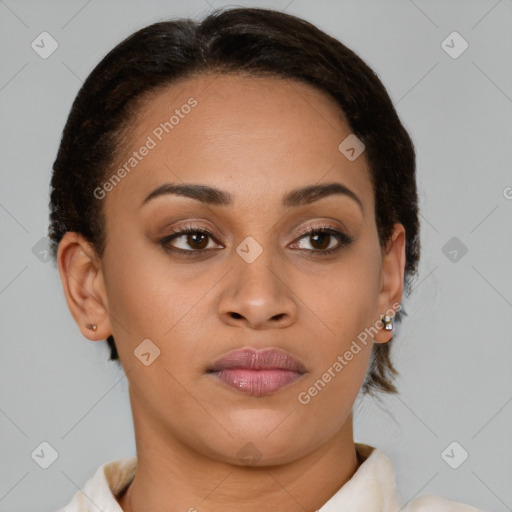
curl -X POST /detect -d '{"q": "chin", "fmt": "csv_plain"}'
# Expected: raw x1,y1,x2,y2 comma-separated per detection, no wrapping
200,410,320,466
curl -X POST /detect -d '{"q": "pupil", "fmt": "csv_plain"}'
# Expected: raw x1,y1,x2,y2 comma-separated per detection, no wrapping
312,233,329,250
188,233,207,249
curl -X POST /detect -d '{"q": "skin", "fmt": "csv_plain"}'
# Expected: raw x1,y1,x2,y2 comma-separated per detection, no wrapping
57,73,405,512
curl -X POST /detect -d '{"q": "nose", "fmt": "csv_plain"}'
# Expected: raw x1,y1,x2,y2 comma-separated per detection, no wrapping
217,251,298,330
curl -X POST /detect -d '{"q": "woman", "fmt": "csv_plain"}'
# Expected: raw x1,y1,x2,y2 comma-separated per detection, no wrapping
49,7,482,511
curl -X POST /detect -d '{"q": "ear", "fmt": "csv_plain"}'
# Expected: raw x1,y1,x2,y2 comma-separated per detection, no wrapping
56,232,111,341
373,223,406,344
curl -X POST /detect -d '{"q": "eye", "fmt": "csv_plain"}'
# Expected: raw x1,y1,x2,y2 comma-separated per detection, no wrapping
290,225,354,255
159,223,354,257
159,226,222,254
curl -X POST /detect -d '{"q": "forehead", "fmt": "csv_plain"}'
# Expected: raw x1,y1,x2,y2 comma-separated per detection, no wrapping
105,72,374,216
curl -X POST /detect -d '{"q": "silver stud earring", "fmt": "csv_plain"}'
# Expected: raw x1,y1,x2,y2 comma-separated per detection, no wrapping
381,315,393,331
86,323,97,331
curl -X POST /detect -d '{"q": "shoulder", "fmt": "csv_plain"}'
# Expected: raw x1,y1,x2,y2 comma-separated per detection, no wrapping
351,444,484,512
404,494,485,512
56,457,137,511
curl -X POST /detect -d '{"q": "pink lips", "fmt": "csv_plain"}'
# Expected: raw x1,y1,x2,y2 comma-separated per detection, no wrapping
207,348,307,397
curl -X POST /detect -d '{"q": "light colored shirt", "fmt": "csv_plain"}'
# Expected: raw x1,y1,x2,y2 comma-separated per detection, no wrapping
57,443,483,511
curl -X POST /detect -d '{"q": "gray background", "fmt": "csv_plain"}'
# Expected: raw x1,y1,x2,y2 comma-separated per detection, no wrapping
1,0,511,510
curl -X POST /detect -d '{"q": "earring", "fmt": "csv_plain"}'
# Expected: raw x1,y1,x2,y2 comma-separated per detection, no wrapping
86,323,97,332
381,315,393,331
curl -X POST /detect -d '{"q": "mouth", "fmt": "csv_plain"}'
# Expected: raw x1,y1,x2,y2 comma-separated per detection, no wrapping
206,347,307,397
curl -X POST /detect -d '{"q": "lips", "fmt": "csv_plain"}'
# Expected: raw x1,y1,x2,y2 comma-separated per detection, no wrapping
206,347,307,397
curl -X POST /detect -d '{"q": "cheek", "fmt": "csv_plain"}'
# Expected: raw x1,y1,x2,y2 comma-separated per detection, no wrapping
101,233,225,373
293,236,382,397
301,240,382,344
293,255,380,428
101,231,178,347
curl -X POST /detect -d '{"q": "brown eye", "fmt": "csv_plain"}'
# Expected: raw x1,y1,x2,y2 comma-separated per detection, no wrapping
160,228,222,253
184,232,209,250
309,231,332,250
291,227,354,254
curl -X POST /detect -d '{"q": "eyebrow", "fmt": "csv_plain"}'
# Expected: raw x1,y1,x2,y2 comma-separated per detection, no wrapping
141,182,363,212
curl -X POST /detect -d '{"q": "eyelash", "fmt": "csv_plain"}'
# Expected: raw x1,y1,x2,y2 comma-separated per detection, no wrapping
158,223,354,257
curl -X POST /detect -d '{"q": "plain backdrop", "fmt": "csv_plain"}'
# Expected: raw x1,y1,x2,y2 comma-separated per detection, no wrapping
0,0,511,511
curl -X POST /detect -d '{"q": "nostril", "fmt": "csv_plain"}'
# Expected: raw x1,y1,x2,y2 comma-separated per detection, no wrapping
231,312,243,319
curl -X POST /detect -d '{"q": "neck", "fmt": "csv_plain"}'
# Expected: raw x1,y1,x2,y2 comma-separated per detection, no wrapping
118,410,360,512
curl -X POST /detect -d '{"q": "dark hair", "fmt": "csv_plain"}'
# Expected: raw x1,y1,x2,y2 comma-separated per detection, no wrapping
48,7,420,395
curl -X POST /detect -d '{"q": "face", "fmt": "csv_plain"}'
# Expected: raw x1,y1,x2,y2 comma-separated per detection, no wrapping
60,73,405,466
